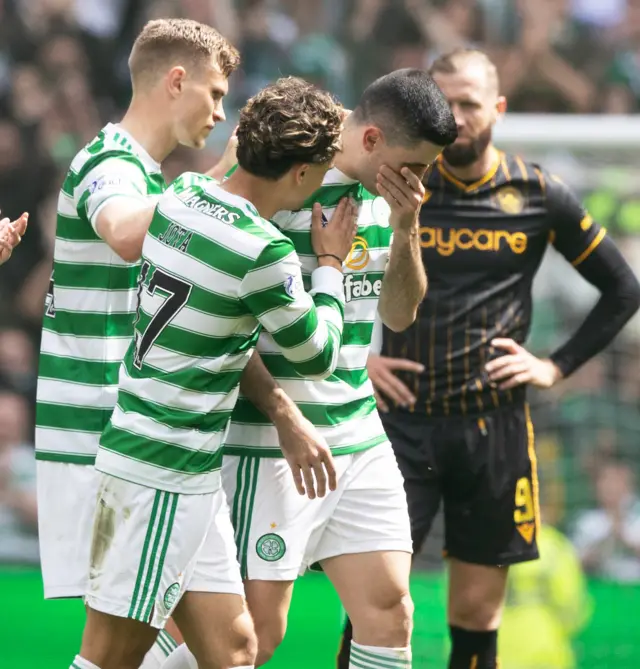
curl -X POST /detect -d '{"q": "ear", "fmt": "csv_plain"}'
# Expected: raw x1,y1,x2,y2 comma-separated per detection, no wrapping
362,126,383,154
294,163,309,186
166,66,187,99
496,95,507,119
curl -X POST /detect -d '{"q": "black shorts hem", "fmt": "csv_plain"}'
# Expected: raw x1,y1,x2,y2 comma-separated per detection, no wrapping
444,546,540,567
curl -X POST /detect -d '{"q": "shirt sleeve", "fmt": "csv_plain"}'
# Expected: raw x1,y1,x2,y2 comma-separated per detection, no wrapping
546,173,607,267
544,174,640,376
239,237,345,381
79,156,151,235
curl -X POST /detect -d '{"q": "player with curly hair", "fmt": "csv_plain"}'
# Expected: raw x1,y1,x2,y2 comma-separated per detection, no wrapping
70,76,357,669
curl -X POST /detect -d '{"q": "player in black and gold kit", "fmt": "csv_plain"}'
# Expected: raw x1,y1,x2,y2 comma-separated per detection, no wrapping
338,50,640,669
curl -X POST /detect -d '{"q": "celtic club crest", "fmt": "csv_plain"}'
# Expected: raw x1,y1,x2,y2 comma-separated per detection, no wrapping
256,533,286,562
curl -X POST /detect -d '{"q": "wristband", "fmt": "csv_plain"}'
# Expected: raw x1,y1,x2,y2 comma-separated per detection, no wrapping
317,253,343,265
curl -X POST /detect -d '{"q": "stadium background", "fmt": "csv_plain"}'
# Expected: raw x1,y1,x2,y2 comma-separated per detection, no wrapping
1,0,639,667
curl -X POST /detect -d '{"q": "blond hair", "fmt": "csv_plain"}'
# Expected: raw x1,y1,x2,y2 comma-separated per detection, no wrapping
236,77,343,180
429,48,499,94
129,18,240,89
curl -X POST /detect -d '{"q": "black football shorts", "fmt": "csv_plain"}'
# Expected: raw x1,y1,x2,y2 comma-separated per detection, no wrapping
385,403,540,566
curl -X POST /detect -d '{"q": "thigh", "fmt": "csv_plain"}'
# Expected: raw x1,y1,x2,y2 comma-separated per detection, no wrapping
311,443,413,566
188,489,244,597
443,404,540,566
36,461,98,599
85,474,215,629
81,605,159,669
244,579,294,646
384,413,443,552
223,454,346,581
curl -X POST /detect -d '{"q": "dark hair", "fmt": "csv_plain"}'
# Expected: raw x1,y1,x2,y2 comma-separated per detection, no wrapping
236,77,343,180
351,68,457,147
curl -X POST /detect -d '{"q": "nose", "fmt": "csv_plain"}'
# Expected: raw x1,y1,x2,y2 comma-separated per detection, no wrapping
213,103,226,124
450,103,465,131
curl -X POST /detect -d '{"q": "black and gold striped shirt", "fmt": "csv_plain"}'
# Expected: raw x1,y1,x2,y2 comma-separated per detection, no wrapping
382,152,608,418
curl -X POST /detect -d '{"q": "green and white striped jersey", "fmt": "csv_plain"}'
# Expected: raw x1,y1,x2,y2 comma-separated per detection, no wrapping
225,168,392,457
35,123,165,465
96,173,346,494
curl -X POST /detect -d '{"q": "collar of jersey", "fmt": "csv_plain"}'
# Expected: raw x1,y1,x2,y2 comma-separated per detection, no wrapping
104,123,161,173
323,167,358,186
435,152,501,193
204,181,261,219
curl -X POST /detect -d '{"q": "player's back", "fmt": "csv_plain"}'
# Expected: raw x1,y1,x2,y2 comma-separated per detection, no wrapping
226,168,392,457
35,123,165,465
97,172,304,493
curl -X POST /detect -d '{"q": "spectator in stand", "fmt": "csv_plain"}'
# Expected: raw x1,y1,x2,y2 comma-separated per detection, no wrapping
573,459,640,582
0,390,38,564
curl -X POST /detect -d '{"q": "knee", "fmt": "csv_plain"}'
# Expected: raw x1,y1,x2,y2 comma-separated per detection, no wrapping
449,585,504,630
230,611,259,667
254,614,287,666
354,591,414,647
196,610,257,669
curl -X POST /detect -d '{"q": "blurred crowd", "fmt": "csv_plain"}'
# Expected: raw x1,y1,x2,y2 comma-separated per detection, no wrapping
1,0,640,584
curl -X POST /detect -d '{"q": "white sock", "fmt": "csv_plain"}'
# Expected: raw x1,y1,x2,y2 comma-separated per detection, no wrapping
160,642,257,669
349,642,412,668
160,644,255,669
71,657,102,669
160,644,198,669
140,631,180,668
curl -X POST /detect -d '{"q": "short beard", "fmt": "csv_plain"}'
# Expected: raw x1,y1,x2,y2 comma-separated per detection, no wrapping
442,125,493,168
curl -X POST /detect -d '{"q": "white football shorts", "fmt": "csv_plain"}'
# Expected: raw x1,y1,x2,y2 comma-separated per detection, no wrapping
222,441,412,581
85,473,244,629
37,461,98,599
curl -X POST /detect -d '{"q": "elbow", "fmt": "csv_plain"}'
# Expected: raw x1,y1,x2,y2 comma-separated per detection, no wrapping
293,352,338,382
378,283,425,333
628,277,640,314
617,274,640,320
115,244,142,263
298,363,334,382
100,220,145,263
381,308,418,333
110,229,145,263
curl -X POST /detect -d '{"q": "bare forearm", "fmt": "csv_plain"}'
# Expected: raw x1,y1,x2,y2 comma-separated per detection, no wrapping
96,201,154,262
379,229,426,332
240,351,300,425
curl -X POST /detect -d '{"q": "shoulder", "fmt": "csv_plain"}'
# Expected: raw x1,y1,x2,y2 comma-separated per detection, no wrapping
69,145,147,194
165,172,211,195
499,154,549,190
510,157,573,197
